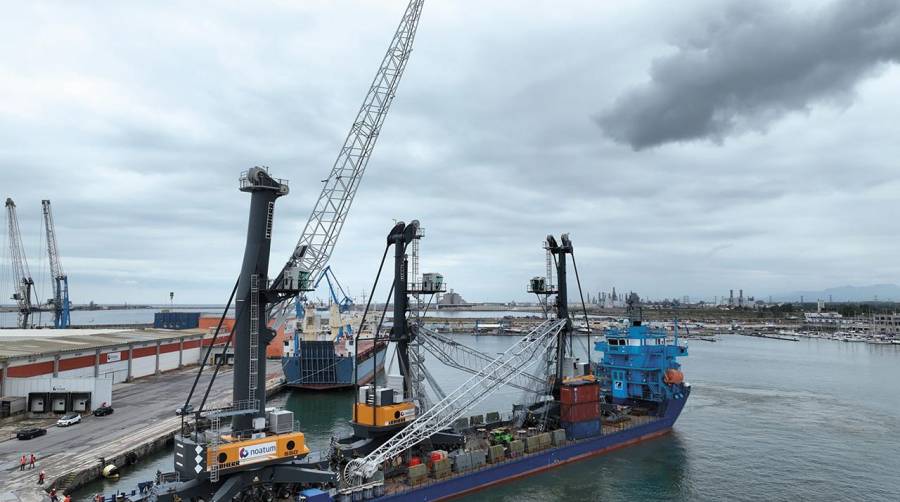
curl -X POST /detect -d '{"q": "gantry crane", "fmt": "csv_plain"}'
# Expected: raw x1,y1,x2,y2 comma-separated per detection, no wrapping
270,0,426,326
5,198,35,328
41,200,70,328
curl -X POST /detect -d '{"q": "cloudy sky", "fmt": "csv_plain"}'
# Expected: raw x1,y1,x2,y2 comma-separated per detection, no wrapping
1,0,898,305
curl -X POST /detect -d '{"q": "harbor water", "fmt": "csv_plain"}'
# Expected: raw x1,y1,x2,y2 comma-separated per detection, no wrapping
74,334,900,501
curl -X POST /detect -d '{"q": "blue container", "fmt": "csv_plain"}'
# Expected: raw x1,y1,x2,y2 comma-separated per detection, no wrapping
153,312,201,330
561,419,601,440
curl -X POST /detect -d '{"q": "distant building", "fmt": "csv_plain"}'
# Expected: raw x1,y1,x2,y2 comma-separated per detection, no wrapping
804,312,844,327
438,289,467,306
873,314,900,336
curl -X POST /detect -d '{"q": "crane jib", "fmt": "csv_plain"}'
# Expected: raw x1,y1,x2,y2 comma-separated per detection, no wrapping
271,0,426,304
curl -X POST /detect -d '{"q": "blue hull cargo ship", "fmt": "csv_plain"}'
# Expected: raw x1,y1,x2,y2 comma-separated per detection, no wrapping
329,314,689,502
281,305,387,390
281,336,387,390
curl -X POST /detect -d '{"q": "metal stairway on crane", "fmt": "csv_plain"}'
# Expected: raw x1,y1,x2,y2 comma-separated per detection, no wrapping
343,318,566,484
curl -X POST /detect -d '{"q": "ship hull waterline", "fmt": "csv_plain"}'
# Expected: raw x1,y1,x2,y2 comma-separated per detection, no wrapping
377,385,690,502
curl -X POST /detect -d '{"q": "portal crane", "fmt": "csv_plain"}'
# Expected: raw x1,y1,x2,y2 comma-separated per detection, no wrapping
41,200,70,328
270,0,426,325
5,198,35,328
314,265,353,313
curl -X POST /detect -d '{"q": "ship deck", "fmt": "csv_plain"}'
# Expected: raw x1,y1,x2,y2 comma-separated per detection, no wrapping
380,413,660,497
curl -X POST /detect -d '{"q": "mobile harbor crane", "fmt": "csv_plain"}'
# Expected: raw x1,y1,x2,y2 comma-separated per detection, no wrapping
142,1,427,499
5,198,35,328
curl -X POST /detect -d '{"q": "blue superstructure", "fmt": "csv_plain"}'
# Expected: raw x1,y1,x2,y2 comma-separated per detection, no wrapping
595,319,688,404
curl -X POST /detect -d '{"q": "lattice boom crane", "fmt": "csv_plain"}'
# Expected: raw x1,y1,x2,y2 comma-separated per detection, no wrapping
42,200,70,328
5,198,35,328
271,0,425,312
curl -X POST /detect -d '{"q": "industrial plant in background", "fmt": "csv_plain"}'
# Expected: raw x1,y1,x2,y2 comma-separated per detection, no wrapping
3,198,72,329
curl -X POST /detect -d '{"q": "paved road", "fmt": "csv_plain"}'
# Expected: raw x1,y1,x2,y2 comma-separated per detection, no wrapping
0,360,283,499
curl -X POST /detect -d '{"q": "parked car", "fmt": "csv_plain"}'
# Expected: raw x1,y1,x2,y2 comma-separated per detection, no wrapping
16,427,47,440
56,413,82,427
93,405,114,417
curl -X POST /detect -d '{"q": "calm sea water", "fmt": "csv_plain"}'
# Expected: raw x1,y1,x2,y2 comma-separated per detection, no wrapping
74,335,900,501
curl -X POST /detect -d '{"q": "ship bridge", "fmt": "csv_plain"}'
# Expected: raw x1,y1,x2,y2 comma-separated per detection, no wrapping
595,322,687,404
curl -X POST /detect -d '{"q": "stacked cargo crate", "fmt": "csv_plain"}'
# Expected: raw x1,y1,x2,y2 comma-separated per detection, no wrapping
559,382,602,440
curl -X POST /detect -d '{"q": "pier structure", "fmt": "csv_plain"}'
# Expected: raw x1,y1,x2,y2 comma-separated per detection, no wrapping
0,344,284,501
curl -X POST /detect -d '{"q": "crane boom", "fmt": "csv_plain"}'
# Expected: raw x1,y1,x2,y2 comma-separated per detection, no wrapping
344,319,566,484
5,198,35,328
41,200,70,328
272,0,425,293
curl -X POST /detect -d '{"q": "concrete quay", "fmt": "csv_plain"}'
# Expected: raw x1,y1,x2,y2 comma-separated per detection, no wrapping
0,361,285,502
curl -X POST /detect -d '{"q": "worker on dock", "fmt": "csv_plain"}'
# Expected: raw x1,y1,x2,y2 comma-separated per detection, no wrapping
19,454,26,471
29,453,36,469
49,488,58,502
37,469,45,484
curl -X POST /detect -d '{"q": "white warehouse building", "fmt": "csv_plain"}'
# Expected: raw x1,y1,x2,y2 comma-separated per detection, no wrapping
0,327,225,415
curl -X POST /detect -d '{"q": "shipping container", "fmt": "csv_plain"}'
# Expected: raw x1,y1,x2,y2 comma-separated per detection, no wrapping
560,401,601,422
153,312,201,330
0,396,26,417
561,419,602,440
560,382,600,405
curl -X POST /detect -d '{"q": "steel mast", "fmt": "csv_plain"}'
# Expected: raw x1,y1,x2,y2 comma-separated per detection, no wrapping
5,198,35,328
271,0,426,301
41,200,70,328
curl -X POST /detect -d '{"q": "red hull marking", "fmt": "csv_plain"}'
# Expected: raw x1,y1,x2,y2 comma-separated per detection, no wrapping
433,427,673,501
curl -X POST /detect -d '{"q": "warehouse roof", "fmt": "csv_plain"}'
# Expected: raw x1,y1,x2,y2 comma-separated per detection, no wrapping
0,328,207,361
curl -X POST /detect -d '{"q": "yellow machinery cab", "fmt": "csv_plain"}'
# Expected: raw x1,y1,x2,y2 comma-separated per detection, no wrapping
352,384,416,437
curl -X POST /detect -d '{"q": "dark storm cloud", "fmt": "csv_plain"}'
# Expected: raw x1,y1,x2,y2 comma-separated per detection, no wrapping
597,0,900,150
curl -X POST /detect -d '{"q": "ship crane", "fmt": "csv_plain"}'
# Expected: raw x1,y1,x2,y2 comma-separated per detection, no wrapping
41,200,71,328
270,0,426,327
5,198,35,328
344,318,566,485
415,325,548,393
